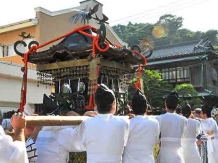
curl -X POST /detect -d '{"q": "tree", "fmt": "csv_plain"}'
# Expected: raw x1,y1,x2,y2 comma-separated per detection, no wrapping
112,14,218,47
128,69,173,107
157,14,183,39
174,83,202,109
202,30,218,44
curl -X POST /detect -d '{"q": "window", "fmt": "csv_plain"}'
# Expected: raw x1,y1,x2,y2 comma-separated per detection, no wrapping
160,67,190,83
0,38,35,57
0,45,8,57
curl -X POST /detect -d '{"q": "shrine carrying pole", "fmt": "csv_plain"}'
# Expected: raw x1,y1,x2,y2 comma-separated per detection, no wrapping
26,116,126,126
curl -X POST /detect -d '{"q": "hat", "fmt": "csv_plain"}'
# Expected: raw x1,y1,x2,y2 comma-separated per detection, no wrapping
95,84,115,105
167,92,179,100
132,90,148,108
2,119,12,130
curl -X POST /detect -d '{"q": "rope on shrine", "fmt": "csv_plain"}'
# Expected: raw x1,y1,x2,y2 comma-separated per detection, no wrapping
132,50,147,90
19,25,145,112
77,29,110,110
20,25,110,112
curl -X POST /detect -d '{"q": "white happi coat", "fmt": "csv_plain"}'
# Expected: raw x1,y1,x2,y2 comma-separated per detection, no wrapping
123,115,160,163
182,118,201,163
201,118,218,163
35,126,83,163
156,112,187,163
0,125,28,163
59,114,129,163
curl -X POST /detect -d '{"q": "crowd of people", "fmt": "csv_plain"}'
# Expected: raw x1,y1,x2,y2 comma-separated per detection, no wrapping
0,84,218,163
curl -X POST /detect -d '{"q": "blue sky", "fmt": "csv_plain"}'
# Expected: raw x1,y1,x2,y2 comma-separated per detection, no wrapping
0,0,217,32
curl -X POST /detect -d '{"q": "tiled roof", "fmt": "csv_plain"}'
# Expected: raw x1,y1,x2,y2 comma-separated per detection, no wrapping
148,39,213,61
0,56,36,68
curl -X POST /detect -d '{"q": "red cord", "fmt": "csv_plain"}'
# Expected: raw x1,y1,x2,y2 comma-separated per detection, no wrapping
20,25,111,112
132,50,147,90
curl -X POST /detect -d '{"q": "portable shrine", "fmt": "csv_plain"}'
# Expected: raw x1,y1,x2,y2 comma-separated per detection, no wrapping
14,4,152,115
17,26,146,115
13,4,153,163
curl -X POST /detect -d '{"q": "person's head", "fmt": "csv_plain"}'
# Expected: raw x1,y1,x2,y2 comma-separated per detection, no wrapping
95,84,116,114
194,108,202,118
132,90,148,115
165,92,179,112
176,106,182,115
182,102,191,118
124,105,132,115
201,105,212,119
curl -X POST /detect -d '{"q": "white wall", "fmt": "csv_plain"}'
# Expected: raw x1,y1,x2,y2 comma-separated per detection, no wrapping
0,62,51,109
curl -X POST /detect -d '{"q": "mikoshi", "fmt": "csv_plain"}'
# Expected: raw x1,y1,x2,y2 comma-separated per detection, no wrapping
14,4,153,163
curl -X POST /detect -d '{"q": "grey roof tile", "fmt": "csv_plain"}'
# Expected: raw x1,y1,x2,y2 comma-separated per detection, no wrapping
147,40,211,61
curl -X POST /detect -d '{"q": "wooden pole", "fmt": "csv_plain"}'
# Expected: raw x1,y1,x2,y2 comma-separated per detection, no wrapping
26,115,156,126
26,116,90,126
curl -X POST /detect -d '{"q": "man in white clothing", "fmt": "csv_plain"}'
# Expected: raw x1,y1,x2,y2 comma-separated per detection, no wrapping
0,112,28,163
181,102,201,163
35,111,81,163
156,92,187,163
59,84,129,163
123,90,160,163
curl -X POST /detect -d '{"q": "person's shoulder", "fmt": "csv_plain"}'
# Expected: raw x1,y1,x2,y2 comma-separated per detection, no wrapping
189,118,200,125
113,116,129,123
146,116,159,124
175,114,187,120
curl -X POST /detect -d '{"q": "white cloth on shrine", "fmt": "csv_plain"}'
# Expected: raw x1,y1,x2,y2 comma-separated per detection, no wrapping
181,118,201,163
123,115,159,163
59,114,129,163
201,118,218,163
0,125,28,163
156,112,187,163
35,126,79,163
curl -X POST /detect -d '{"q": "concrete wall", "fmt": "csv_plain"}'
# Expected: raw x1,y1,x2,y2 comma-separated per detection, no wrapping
35,0,124,50
0,26,36,45
0,62,51,109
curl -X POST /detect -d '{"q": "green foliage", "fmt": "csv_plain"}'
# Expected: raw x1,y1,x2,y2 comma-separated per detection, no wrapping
128,69,173,107
112,14,218,47
174,83,202,109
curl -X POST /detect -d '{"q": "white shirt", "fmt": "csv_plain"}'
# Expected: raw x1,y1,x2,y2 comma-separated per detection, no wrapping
60,114,129,163
156,112,187,163
0,125,28,163
35,126,78,163
123,115,160,163
182,118,201,163
201,118,218,163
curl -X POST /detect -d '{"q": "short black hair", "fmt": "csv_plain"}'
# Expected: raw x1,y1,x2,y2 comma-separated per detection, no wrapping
182,102,191,118
132,90,148,115
95,84,115,114
202,105,212,118
176,106,181,114
165,92,179,111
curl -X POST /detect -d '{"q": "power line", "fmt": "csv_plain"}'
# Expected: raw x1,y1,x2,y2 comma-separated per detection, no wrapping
110,0,190,23
110,0,211,25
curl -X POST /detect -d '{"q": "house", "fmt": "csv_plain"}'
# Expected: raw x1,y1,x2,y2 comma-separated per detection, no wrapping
0,0,125,114
146,39,218,106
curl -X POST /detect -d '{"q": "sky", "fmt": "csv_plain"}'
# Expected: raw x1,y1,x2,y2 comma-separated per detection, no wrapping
0,0,218,32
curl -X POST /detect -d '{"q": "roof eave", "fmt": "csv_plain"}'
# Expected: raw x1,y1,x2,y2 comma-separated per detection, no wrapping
0,18,38,34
